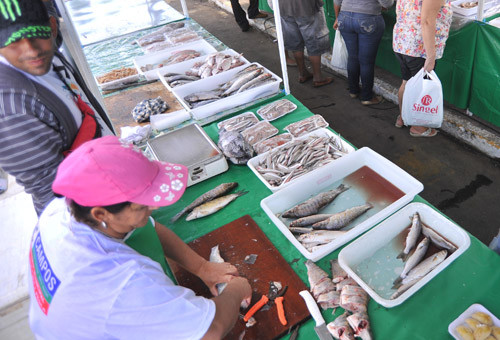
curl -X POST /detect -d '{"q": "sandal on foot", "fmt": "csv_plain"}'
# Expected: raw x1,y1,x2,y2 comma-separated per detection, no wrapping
361,95,383,105
349,93,359,99
395,115,404,128
312,77,333,88
409,127,438,138
299,74,313,83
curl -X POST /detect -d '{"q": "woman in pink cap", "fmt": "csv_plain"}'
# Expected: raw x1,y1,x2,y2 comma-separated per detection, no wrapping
27,136,251,340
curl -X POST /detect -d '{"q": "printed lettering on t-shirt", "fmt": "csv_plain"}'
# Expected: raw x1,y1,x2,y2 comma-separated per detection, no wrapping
30,228,61,315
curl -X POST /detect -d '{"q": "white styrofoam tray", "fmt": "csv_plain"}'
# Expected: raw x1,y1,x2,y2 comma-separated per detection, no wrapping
133,39,217,80
158,49,249,91
338,202,470,308
451,0,496,16
171,62,282,120
248,128,356,192
260,147,424,262
448,303,500,339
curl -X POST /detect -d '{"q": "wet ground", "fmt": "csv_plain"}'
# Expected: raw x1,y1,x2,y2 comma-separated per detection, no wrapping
166,0,500,246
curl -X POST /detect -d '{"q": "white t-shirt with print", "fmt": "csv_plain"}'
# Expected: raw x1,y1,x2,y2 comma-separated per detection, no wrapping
28,198,215,340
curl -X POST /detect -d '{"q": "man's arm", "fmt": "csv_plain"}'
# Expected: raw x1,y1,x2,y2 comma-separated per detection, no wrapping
0,91,65,215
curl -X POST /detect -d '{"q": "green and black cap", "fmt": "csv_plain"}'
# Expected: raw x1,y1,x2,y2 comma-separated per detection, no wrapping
0,0,51,47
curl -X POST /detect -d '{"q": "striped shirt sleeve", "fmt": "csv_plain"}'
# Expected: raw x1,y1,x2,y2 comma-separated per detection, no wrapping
0,89,65,215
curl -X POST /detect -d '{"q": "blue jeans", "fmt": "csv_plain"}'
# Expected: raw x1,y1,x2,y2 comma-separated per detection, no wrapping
337,12,385,101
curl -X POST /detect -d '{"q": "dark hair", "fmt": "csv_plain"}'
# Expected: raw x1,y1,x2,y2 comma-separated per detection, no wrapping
67,199,131,227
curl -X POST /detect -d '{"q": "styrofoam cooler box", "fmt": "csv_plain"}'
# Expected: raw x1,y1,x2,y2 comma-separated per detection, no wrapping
157,49,250,91
338,202,470,308
133,39,217,80
247,128,355,192
171,62,282,120
260,147,424,262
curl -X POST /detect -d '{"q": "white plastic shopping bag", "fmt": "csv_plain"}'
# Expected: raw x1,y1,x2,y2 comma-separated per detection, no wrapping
402,68,444,128
331,30,348,70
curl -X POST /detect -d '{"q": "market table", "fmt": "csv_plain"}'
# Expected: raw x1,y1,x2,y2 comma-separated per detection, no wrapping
126,93,500,339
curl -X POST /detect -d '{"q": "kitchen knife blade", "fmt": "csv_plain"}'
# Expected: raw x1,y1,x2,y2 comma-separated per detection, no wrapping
299,290,333,340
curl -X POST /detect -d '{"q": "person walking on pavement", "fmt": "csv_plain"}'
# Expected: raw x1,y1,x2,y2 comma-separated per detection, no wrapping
334,0,393,105
0,0,114,216
393,0,452,137
279,0,334,88
230,0,268,32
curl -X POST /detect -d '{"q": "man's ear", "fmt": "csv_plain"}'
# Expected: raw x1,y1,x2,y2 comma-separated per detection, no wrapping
49,16,58,39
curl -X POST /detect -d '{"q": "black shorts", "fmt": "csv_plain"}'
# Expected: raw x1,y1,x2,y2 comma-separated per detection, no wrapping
394,53,426,81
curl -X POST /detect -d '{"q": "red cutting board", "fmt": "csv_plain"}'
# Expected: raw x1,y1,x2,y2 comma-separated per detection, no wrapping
168,215,310,340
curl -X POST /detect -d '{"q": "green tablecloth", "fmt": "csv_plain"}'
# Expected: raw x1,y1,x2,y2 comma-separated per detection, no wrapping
126,94,500,339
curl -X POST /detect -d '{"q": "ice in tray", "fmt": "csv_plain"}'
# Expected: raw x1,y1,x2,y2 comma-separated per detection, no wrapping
338,202,470,308
260,147,424,261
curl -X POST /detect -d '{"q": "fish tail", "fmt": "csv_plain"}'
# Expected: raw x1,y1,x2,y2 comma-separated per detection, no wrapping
396,251,408,261
170,208,187,223
392,277,402,287
234,190,249,197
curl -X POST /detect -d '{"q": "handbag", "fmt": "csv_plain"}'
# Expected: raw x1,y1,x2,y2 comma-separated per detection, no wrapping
330,30,348,70
402,68,444,128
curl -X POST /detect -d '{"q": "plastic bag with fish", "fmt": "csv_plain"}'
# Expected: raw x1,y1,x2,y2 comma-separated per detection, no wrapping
217,128,254,165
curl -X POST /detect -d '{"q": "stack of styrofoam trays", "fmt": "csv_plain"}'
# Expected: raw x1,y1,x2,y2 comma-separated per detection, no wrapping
133,39,217,80
158,49,249,90
170,62,282,120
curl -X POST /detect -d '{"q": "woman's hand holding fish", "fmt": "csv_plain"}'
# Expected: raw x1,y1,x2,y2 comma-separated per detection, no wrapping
198,261,239,296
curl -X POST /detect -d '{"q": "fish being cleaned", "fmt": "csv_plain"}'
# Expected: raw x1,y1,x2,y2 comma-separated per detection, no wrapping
346,311,373,340
327,312,355,340
289,214,335,228
317,290,340,310
312,203,373,230
394,237,429,285
209,245,249,309
330,258,348,284
394,250,448,289
282,184,349,218
297,230,347,245
186,191,247,221
397,212,422,261
210,245,227,295
171,182,238,223
304,260,335,300
422,225,457,253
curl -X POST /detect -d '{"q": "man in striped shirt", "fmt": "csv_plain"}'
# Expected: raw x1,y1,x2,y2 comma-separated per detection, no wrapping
0,0,114,215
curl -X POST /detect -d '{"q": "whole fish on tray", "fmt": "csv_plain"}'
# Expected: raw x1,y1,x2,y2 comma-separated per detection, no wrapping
282,184,349,218
186,191,247,221
289,214,335,228
254,135,349,187
392,249,448,290
422,225,457,253
170,182,238,223
297,230,347,245
312,203,373,230
397,212,422,261
394,237,429,285
186,52,245,79
183,64,277,109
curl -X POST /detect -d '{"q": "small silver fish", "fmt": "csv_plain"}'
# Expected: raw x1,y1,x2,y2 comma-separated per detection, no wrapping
289,214,335,228
312,203,373,230
297,230,347,245
395,250,448,288
282,184,349,218
422,225,457,253
171,182,238,223
209,245,227,295
397,212,422,261
395,237,430,284
186,191,247,221
289,227,314,234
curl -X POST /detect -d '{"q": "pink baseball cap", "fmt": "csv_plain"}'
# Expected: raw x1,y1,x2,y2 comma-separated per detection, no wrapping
52,136,188,207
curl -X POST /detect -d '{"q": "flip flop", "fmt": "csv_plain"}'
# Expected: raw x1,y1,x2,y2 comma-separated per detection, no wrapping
395,115,404,128
409,127,438,138
299,74,313,83
312,77,333,88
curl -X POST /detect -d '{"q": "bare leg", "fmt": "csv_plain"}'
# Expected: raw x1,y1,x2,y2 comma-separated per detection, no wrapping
293,50,311,79
285,50,297,66
400,79,436,135
309,55,324,82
